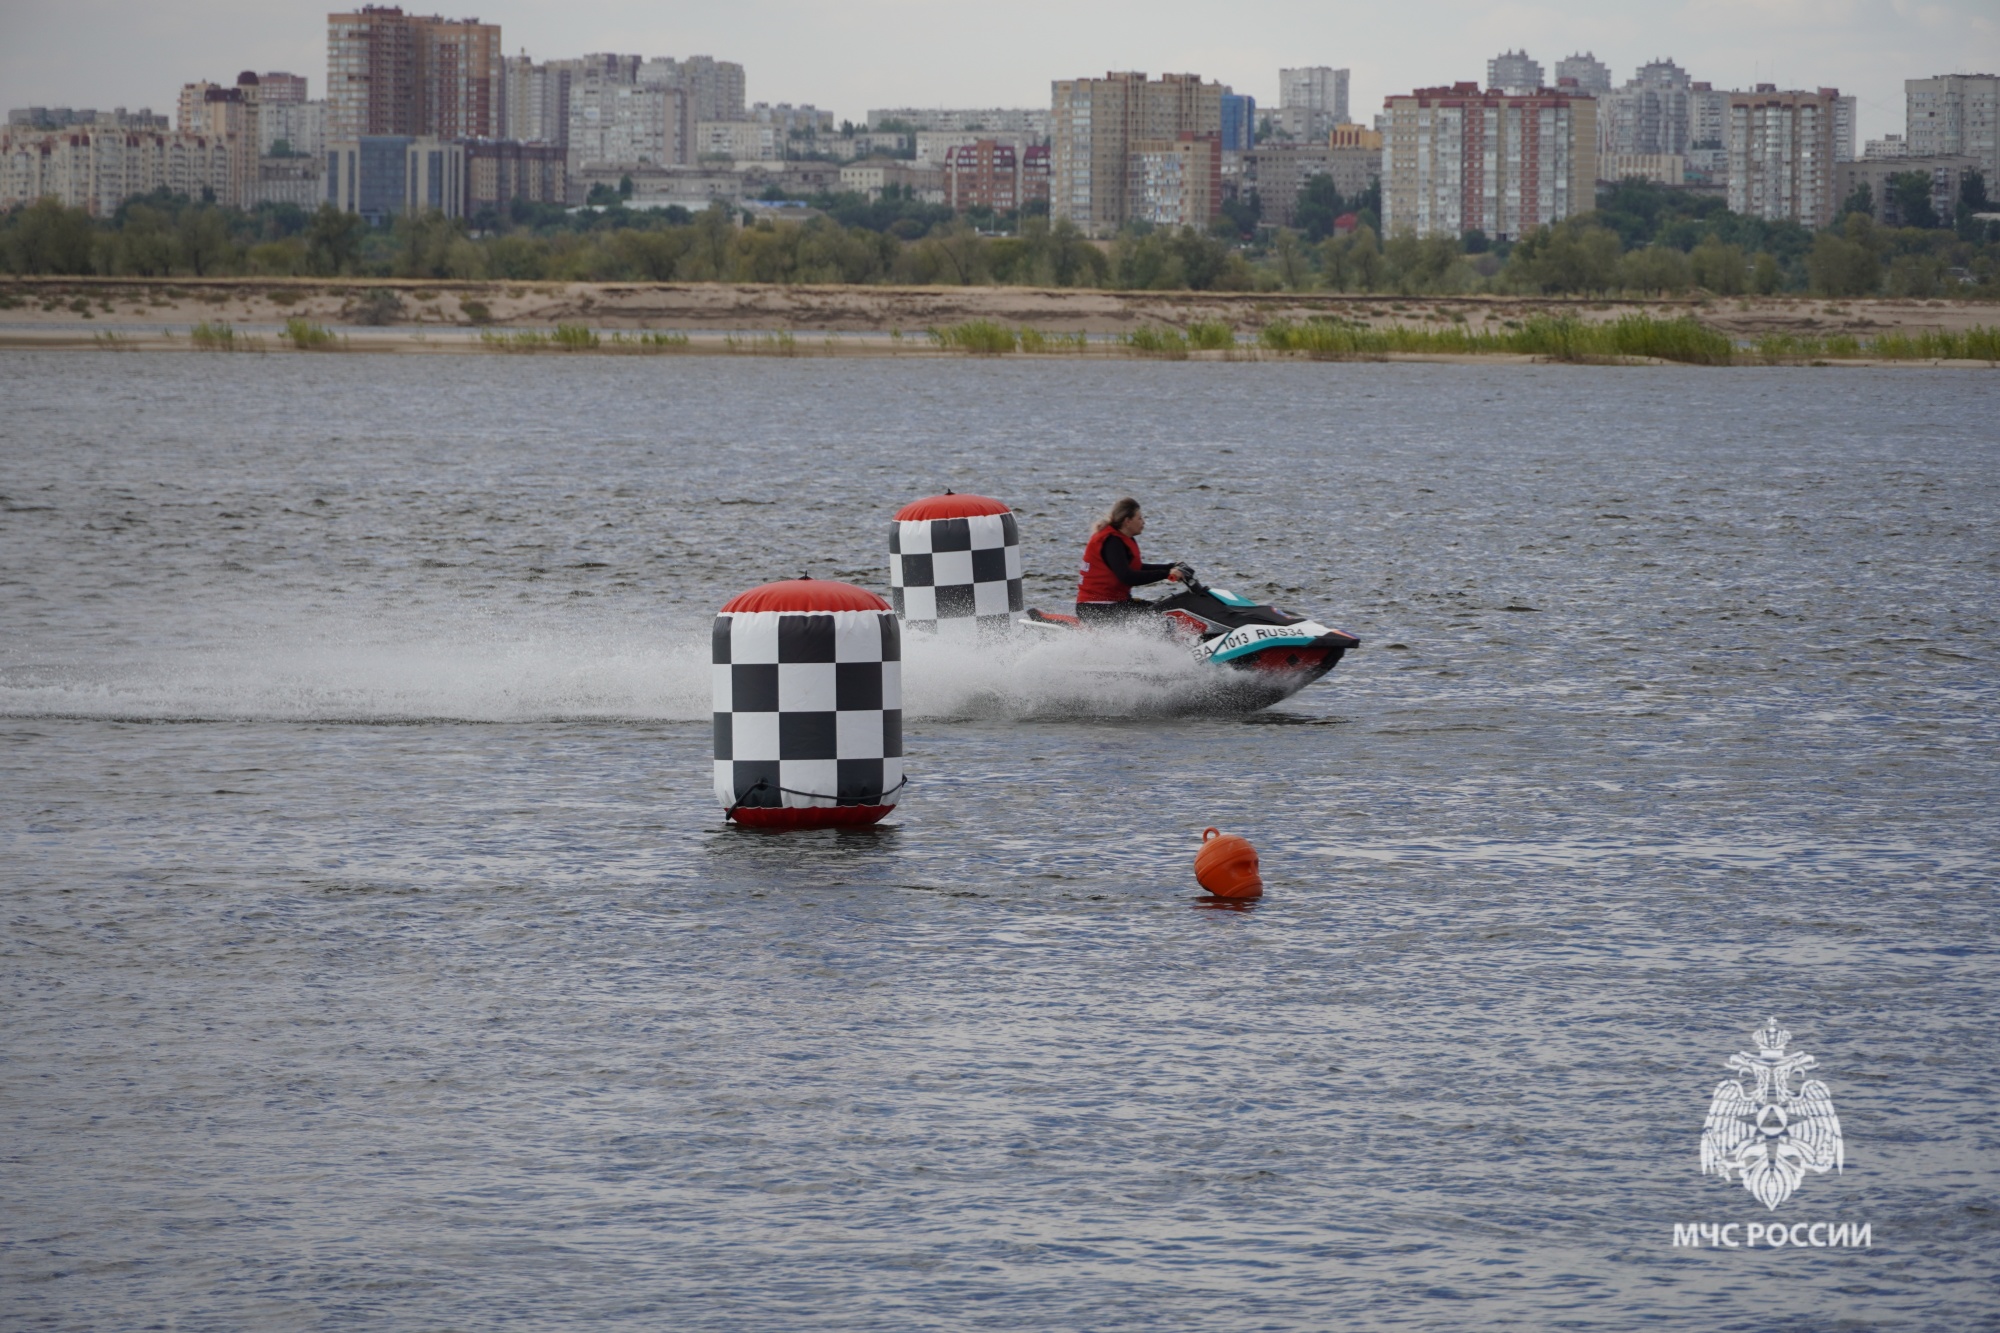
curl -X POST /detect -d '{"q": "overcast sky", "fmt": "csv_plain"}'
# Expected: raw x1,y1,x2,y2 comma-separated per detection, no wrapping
3,0,1994,143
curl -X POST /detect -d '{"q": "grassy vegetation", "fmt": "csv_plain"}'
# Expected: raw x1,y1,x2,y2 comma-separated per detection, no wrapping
1017,328,1089,353
478,322,601,351
1186,319,1238,351
188,319,260,351
1259,313,1735,365
282,317,339,350
607,330,691,352
929,319,1017,354
1123,325,1190,358
722,331,798,356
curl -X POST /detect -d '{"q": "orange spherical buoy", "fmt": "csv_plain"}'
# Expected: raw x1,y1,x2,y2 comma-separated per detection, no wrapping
1195,827,1263,899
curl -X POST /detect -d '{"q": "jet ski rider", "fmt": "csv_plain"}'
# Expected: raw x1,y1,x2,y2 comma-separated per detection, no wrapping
1075,497,1194,626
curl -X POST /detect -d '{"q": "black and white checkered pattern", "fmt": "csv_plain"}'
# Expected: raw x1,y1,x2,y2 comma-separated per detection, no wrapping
712,609,903,812
889,512,1024,637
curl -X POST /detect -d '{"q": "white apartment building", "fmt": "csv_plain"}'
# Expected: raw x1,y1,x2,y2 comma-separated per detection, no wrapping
1600,59,1693,158
914,130,1036,165
1278,66,1351,137
0,127,230,215
569,77,688,187
1906,73,1999,181
260,100,328,158
696,120,781,161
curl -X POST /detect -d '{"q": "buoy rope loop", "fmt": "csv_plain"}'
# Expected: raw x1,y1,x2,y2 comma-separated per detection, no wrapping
1202,827,1221,841
728,775,909,816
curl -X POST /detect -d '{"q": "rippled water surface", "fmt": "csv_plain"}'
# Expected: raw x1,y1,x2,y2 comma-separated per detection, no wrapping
3,353,1998,1331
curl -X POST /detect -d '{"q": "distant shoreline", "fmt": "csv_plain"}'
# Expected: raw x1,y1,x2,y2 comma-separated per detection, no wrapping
2,278,1994,366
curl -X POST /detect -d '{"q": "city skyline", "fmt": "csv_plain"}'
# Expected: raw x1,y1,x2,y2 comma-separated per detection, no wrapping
3,0,1991,145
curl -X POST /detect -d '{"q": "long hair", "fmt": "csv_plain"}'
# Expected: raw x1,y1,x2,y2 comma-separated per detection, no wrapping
1093,496,1141,534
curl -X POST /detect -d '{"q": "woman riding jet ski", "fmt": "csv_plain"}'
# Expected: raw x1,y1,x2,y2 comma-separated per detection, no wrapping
1023,497,1361,708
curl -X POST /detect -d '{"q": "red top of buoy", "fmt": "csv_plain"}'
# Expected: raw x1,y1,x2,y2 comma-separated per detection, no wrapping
720,579,891,614
894,492,1012,521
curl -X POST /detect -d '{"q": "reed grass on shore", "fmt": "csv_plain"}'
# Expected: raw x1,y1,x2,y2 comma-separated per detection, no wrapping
283,317,341,350
1259,313,1736,365
189,320,261,352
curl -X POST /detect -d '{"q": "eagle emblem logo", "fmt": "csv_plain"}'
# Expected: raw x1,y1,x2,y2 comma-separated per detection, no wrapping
1700,1018,1844,1211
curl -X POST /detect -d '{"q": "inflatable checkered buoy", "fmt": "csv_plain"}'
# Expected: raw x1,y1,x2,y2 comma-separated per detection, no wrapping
889,492,1023,638
713,578,903,829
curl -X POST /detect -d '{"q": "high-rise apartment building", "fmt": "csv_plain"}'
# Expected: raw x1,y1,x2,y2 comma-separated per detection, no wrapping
326,7,500,143
1051,71,1223,233
177,82,220,134
1727,86,1839,228
1278,66,1350,140
1601,59,1692,158
202,74,264,208
1554,53,1611,95
1381,82,1596,238
1905,73,1998,181
1827,88,1857,163
568,75,688,189
500,55,570,145
1689,82,1728,147
258,73,310,106
867,107,1052,137
1486,51,1545,94
640,56,746,125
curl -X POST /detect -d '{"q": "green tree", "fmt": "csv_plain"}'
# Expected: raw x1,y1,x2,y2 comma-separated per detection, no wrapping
1688,237,1748,294
1272,229,1310,289
1837,181,1873,221
113,203,177,275
304,204,364,275
1617,243,1692,293
174,205,234,275
1293,174,1345,242
5,197,98,273
1506,222,1621,293
1805,213,1884,296
1888,171,1939,229
1751,251,1784,295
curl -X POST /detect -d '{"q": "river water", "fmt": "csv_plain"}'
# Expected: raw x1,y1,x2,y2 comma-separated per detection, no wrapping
3,352,1997,1331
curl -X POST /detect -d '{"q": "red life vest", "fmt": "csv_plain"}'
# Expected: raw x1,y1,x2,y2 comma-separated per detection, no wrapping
1077,526,1141,604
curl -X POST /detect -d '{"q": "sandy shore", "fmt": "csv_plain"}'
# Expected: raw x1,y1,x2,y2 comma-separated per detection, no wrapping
2,277,1993,362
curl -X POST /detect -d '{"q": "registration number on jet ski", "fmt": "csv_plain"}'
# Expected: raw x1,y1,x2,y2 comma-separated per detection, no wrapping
1196,622,1328,663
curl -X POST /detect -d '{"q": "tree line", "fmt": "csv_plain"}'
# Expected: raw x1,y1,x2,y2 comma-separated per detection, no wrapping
3,174,1996,299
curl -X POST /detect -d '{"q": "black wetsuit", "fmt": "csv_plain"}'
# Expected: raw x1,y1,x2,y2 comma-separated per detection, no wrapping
1076,539,1177,625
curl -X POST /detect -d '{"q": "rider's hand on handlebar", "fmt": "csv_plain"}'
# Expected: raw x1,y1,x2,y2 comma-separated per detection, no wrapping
1169,561,1195,584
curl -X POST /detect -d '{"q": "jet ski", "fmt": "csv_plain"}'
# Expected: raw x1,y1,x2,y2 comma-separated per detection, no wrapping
1020,576,1360,711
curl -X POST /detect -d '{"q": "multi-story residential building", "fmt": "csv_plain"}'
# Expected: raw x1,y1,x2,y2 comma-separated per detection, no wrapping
568,77,688,190
1487,51,1545,94
914,129,1036,166
1554,53,1612,95
499,55,573,146
1601,153,1685,185
1130,132,1221,228
464,137,566,213
943,139,1025,212
325,134,464,222
326,7,501,143
261,100,329,158
839,159,944,202
202,76,263,208
1328,122,1383,149
1837,153,1981,225
178,82,220,134
252,156,325,207
695,119,780,162
1246,143,1380,225
1905,73,1999,181
10,106,168,131
1726,86,1838,228
867,107,1052,137
640,56,746,125
258,73,311,106
1,126,230,214
1050,71,1223,234
1601,59,1692,158
1864,134,1910,159
1381,82,1597,238
1689,82,1728,147
1830,89,1858,163
1277,67,1349,141
1219,93,1256,152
